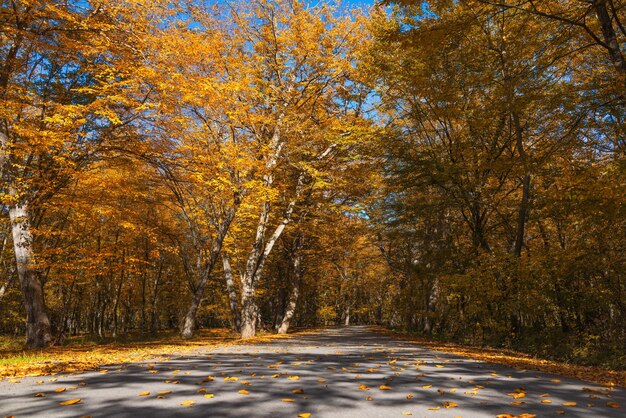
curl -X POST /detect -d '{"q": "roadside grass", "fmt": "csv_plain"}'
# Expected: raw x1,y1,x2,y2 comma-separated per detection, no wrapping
0,328,292,379
372,326,626,388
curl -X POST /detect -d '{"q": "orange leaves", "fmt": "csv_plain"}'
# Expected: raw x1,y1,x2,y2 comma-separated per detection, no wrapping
379,385,392,390
238,390,250,395
58,399,81,406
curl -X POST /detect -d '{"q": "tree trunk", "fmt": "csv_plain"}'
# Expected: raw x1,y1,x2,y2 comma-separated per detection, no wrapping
9,201,52,348
512,112,530,257
222,253,241,332
181,210,235,339
278,251,303,334
593,0,626,76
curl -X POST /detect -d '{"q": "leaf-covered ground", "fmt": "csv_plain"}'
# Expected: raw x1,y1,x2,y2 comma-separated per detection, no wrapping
0,329,292,379
0,326,624,418
373,327,626,388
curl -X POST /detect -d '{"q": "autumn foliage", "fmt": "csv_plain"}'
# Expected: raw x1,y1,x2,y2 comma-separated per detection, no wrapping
0,0,624,370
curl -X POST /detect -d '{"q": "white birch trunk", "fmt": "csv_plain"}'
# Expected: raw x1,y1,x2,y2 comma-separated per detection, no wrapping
9,199,52,348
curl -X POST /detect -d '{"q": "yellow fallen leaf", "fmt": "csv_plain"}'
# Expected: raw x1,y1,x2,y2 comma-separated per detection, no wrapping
507,392,526,399
379,385,392,390
281,398,295,402
59,399,81,406
607,402,621,408
238,390,250,395
422,385,432,389
443,401,458,408
541,399,552,404
180,400,195,407
202,376,214,382
288,376,300,381
225,377,239,381
517,415,536,418
435,365,444,368
495,415,514,418
406,394,414,399
53,388,66,393
204,394,215,398
563,402,577,406
157,390,172,395
428,407,440,410
297,413,311,418
511,401,525,406
365,396,373,401
137,391,150,396
36,381,44,385
292,389,304,394
34,393,46,397
551,379,561,383
197,388,207,393
317,379,326,383
402,412,412,416
358,384,370,391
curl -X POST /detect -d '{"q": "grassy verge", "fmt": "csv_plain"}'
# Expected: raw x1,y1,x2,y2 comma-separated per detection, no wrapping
371,326,626,388
0,328,292,379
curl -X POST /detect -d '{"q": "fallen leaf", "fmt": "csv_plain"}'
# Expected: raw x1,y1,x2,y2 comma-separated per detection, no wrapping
288,376,300,381
297,413,311,418
443,401,458,408
204,394,215,399
358,384,370,391
238,390,250,395
541,399,552,404
422,385,432,389
402,412,412,415
607,402,621,408
282,398,295,402
53,388,66,393
34,393,46,397
551,379,561,383
157,390,172,395
379,385,392,390
137,391,150,396
59,399,81,406
563,402,577,406
511,401,525,406
428,407,441,410
365,396,373,401
180,400,195,407
292,389,304,394
406,394,414,399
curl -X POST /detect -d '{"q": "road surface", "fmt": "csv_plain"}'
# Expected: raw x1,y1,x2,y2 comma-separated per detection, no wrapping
1,326,624,417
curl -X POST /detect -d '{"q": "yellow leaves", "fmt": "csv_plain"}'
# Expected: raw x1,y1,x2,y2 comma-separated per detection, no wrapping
406,394,414,399
59,399,81,406
204,394,215,399
541,399,552,404
157,390,172,395
402,412,412,416
562,402,576,406
358,384,370,391
224,376,239,381
507,392,526,399
137,391,150,396
180,400,195,407
238,390,250,395
607,402,621,408
287,376,300,381
421,385,432,389
282,398,295,402
365,396,373,401
442,401,458,408
428,407,440,410
379,385,392,390
297,413,311,418
435,365,445,368
317,379,327,383
292,389,304,394
202,376,215,382
53,388,66,393
34,392,46,397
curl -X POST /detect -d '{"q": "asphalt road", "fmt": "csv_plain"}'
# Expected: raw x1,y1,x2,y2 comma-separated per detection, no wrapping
1,326,624,417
